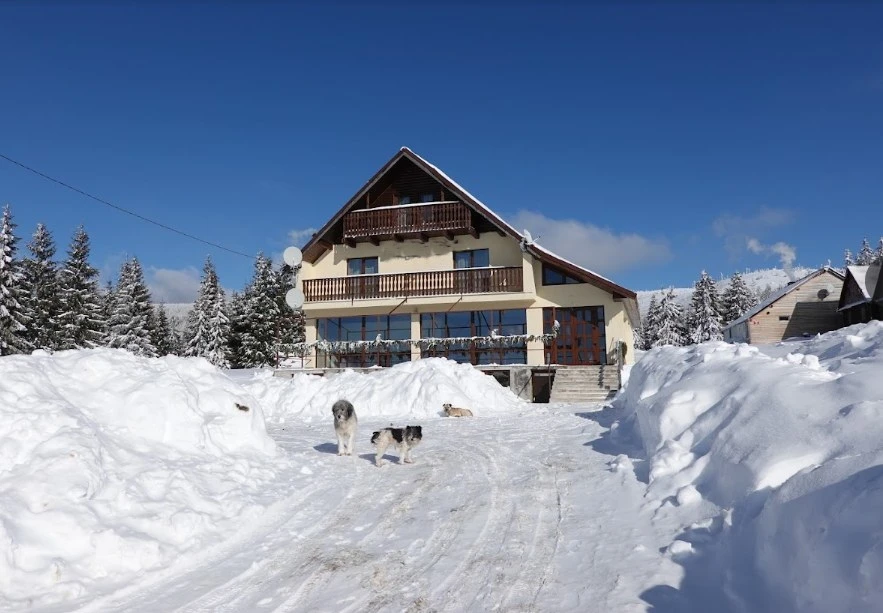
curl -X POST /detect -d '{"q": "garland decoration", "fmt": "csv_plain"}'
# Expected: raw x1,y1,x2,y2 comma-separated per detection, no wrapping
278,321,560,357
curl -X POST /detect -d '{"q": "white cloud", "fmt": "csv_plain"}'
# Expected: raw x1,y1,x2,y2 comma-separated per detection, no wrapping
288,227,318,248
712,207,794,257
746,238,798,280
146,266,202,304
509,210,671,275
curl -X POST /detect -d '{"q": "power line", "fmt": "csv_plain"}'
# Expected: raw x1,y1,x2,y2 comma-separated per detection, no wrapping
0,152,255,260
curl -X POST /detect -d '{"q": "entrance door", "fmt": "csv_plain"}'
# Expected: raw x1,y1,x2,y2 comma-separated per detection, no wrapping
543,306,606,365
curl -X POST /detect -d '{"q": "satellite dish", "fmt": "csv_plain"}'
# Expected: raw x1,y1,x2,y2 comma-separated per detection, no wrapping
285,288,305,310
523,229,533,244
283,246,303,267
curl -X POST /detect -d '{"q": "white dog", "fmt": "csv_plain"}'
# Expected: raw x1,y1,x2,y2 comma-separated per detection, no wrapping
331,399,357,456
443,403,473,417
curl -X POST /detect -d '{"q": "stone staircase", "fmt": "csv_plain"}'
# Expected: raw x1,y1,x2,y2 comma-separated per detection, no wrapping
548,365,621,405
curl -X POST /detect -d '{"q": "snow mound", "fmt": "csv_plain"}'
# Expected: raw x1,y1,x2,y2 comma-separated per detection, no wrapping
242,357,527,423
0,349,281,609
614,321,883,612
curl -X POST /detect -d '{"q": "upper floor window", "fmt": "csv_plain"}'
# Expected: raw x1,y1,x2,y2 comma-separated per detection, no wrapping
399,195,412,205
420,193,434,203
347,257,378,275
454,249,489,269
542,264,582,285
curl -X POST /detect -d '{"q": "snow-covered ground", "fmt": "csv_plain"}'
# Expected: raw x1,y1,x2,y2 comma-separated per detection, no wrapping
3,322,883,612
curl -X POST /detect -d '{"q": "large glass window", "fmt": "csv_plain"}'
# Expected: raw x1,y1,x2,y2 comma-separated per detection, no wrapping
453,249,489,269
421,309,527,365
317,314,411,367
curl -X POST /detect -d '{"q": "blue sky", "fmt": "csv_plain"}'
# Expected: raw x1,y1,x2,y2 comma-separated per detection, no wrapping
2,3,881,302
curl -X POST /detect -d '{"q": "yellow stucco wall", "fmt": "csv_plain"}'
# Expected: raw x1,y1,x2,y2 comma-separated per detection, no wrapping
298,232,636,365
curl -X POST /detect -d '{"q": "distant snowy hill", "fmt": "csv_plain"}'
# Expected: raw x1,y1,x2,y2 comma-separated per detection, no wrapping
636,266,818,317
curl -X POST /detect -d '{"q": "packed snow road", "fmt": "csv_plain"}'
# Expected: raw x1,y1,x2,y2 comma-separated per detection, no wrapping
71,408,682,613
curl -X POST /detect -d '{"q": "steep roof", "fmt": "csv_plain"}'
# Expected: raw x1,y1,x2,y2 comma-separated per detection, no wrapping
723,266,846,330
838,264,881,311
301,147,640,323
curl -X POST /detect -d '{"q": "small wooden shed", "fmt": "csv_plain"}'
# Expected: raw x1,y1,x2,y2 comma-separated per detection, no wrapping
723,267,845,344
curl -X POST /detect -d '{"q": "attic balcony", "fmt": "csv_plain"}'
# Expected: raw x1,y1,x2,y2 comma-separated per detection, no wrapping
342,201,476,245
303,266,523,302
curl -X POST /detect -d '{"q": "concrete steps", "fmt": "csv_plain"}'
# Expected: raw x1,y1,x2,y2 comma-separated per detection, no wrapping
549,366,621,404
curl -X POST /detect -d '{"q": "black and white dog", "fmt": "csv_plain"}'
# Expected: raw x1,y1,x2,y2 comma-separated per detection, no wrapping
331,399,357,456
370,425,423,467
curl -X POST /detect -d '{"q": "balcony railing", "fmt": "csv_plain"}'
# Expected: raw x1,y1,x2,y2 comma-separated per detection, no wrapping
342,201,472,240
303,267,523,302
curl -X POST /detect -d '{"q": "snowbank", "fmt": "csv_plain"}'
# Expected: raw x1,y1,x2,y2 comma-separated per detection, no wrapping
614,321,883,613
0,349,281,609
241,357,527,423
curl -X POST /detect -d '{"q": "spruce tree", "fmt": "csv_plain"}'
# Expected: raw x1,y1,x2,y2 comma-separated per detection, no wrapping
106,257,157,356
20,223,63,350
185,256,230,367
876,238,883,265
151,304,177,356
642,294,661,350
0,205,30,355
57,226,104,349
226,290,248,368
276,262,305,344
856,238,875,266
238,254,281,367
686,270,723,344
720,271,758,326
654,287,687,347
844,249,854,268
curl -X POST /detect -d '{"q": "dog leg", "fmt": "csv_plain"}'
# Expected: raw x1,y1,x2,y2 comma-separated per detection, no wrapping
337,433,345,456
402,445,413,464
375,441,388,467
347,430,356,456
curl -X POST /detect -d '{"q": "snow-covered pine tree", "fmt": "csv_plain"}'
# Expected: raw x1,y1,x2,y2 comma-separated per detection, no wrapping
876,238,883,265
844,249,854,268
185,256,230,367
654,287,687,347
720,271,758,326
57,226,105,349
20,223,63,350
238,254,280,367
276,262,305,345
632,322,645,353
856,238,875,266
150,304,177,356
0,205,30,355
106,257,157,356
226,290,248,368
642,294,661,350
686,270,723,344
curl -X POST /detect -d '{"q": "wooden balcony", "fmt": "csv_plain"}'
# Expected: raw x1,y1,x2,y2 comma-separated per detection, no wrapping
342,201,475,244
303,267,523,302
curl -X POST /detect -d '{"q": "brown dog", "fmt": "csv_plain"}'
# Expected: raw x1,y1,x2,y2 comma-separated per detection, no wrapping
443,403,473,417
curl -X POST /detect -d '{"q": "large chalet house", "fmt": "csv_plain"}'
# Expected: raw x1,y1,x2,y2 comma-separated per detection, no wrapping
295,147,640,372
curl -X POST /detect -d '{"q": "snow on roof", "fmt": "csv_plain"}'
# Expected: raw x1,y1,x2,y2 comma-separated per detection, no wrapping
846,265,880,301
723,267,844,330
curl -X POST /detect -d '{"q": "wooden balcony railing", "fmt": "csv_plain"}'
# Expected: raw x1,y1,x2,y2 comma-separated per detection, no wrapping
303,267,523,302
342,201,472,240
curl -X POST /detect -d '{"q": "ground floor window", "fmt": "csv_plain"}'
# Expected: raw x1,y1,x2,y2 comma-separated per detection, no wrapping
543,306,606,365
316,314,411,367
420,309,527,365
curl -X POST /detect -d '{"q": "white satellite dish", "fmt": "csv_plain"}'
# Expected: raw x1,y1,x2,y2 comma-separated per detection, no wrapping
285,288,305,310
523,229,533,244
283,246,303,267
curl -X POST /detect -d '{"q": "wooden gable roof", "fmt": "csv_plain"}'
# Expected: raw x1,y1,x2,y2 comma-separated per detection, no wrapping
839,264,882,311
300,147,638,308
